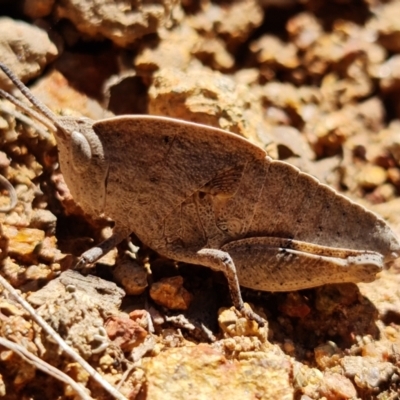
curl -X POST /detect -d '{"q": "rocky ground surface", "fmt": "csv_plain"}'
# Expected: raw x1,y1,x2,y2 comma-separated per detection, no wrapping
0,0,400,399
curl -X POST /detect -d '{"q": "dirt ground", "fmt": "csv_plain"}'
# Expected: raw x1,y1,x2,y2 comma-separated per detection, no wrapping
1,0,400,399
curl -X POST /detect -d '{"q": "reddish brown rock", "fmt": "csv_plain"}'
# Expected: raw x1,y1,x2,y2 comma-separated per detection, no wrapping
105,315,148,352
150,276,193,311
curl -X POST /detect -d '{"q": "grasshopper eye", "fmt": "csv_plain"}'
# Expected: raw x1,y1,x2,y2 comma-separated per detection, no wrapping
70,131,92,172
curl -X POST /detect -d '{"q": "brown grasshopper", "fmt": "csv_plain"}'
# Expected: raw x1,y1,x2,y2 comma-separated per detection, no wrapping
1,61,399,325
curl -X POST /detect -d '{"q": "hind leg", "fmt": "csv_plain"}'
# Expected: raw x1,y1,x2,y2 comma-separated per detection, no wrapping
164,246,266,326
221,236,383,292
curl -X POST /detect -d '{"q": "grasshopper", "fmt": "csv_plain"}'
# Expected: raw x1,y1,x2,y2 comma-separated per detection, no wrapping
1,62,399,325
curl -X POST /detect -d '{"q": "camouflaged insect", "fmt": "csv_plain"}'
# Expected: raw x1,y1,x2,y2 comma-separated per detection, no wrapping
1,62,399,325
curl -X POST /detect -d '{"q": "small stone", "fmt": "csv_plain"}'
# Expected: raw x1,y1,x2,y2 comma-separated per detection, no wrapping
98,354,114,371
37,236,65,264
315,283,359,314
31,69,110,122
341,356,396,389
64,362,90,385
0,151,10,169
3,225,45,262
27,271,125,360
318,372,357,400
287,12,322,50
388,167,400,186
22,0,55,18
0,374,5,397
129,310,151,331
366,183,396,204
292,363,324,397
369,1,400,52
188,0,263,46
192,37,235,71
56,0,177,47
150,276,193,311
314,342,341,369
357,165,387,189
113,257,148,295
0,258,25,287
279,292,311,318
30,209,57,234
250,35,300,70
218,305,267,341
361,341,390,360
24,264,52,281
0,116,9,131
135,24,200,72
0,18,58,89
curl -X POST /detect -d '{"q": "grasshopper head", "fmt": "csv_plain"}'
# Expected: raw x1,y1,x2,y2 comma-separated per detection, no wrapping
54,116,109,218
0,63,109,219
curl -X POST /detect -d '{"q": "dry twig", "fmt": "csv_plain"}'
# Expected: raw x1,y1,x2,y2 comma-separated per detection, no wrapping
0,274,128,400
0,337,93,400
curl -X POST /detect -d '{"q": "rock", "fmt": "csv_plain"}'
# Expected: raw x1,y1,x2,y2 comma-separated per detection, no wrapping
129,310,152,330
0,18,58,89
218,306,268,341
365,183,396,204
188,0,264,48
314,283,359,314
28,269,125,309
105,315,148,352
268,126,314,162
356,165,387,189
341,356,396,389
135,24,200,73
22,0,55,18
192,37,235,71
278,292,311,318
378,55,400,93
24,263,52,281
29,209,57,234
113,257,148,295
250,35,300,71
31,69,111,121
142,344,293,400
56,0,178,47
27,270,125,359
358,269,400,321
2,225,45,263
148,67,272,147
368,1,400,52
63,362,90,397
318,372,357,400
293,363,324,398
0,151,10,169
314,342,342,369
150,276,193,311
287,12,322,50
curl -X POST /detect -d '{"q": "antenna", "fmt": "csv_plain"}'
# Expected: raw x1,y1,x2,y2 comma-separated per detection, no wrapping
0,88,55,132
0,62,63,131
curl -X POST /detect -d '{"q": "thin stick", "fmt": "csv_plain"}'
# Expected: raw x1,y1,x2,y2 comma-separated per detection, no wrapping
0,274,128,400
0,63,63,131
0,337,93,400
0,89,56,133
